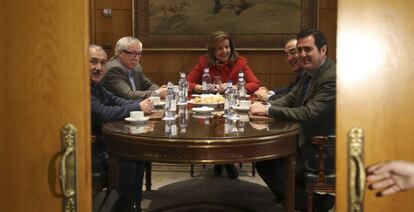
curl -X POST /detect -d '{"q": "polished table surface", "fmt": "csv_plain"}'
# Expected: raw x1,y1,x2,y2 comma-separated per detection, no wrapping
103,108,300,164
103,106,300,211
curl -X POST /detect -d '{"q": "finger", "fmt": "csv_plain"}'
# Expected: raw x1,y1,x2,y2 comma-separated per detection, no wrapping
366,163,385,173
378,185,402,196
367,171,392,183
367,162,395,176
372,163,397,175
370,178,395,190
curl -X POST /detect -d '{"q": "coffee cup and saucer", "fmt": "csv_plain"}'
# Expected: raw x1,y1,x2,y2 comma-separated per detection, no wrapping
235,100,251,112
125,111,150,124
149,96,165,107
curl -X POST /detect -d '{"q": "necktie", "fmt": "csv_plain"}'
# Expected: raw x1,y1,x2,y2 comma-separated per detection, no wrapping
128,71,136,91
296,74,311,106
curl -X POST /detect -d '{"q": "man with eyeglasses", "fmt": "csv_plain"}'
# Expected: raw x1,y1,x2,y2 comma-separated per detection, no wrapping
102,36,167,100
90,44,152,212
254,37,304,102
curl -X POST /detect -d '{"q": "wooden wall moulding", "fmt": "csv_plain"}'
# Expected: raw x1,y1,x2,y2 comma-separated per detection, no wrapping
135,0,318,50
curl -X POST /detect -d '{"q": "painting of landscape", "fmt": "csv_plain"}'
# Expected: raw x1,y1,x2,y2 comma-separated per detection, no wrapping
136,0,316,48
148,0,301,35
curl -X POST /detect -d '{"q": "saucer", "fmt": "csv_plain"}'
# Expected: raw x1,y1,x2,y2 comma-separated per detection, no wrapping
223,114,240,120
162,116,177,120
124,116,150,124
235,106,250,112
177,102,188,106
192,114,214,119
192,106,214,114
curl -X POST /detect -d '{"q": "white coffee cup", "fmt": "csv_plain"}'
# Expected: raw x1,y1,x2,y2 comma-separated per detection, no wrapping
239,100,251,109
130,111,144,120
149,96,161,105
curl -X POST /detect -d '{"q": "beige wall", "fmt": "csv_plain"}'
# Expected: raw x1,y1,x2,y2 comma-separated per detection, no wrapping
91,0,337,88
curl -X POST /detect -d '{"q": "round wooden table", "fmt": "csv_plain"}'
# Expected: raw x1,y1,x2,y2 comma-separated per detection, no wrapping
103,108,300,212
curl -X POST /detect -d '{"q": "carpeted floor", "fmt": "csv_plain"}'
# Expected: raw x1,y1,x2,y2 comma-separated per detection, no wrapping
141,163,284,212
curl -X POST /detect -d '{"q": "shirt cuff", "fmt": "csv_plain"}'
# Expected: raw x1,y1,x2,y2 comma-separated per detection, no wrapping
265,104,271,115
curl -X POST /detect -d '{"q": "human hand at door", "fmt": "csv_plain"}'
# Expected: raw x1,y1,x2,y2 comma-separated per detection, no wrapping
366,160,414,196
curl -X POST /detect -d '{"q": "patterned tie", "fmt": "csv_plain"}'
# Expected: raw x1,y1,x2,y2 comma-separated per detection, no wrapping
127,71,136,91
296,73,311,106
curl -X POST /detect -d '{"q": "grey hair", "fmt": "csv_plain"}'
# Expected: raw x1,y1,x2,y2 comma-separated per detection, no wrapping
89,44,105,52
114,36,143,56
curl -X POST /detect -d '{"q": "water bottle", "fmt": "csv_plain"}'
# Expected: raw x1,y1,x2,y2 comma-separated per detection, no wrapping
224,81,236,119
178,72,188,104
165,119,177,137
224,118,238,135
237,71,246,102
202,67,211,94
237,118,246,133
178,104,188,133
165,81,176,119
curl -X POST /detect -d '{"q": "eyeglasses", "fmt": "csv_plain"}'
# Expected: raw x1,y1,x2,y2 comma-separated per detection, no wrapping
122,49,143,57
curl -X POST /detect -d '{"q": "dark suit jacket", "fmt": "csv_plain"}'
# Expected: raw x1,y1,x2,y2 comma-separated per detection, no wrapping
91,83,141,138
268,58,336,172
102,57,159,100
268,69,304,101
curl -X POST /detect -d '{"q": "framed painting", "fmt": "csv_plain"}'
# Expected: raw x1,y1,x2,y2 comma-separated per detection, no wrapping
135,0,317,49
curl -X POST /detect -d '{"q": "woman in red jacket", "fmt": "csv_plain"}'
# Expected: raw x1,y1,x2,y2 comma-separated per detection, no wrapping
187,31,260,179
187,31,260,94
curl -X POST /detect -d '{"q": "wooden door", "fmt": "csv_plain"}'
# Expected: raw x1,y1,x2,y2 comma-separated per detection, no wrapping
92,0,132,58
337,0,414,211
0,0,91,211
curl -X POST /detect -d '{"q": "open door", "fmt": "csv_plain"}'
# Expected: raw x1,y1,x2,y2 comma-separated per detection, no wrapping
0,0,91,211
337,0,414,211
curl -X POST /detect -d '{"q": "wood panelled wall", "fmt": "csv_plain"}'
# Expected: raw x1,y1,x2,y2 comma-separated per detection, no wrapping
91,0,337,89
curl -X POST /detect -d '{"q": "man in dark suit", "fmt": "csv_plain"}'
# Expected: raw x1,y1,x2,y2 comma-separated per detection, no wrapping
250,28,336,212
254,37,304,101
102,36,167,100
90,44,152,212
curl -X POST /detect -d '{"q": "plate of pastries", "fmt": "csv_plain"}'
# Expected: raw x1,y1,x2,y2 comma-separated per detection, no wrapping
189,94,225,106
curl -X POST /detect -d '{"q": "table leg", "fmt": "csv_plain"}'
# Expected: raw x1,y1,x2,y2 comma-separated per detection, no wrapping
145,162,152,191
284,153,296,212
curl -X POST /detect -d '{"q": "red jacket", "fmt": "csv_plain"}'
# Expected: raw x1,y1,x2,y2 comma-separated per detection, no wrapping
187,55,260,94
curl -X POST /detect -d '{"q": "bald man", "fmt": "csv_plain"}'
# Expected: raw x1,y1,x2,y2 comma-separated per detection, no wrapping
90,44,151,212
254,38,303,101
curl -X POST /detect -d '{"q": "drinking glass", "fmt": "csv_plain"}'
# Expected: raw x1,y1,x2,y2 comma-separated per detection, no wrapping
213,76,222,94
